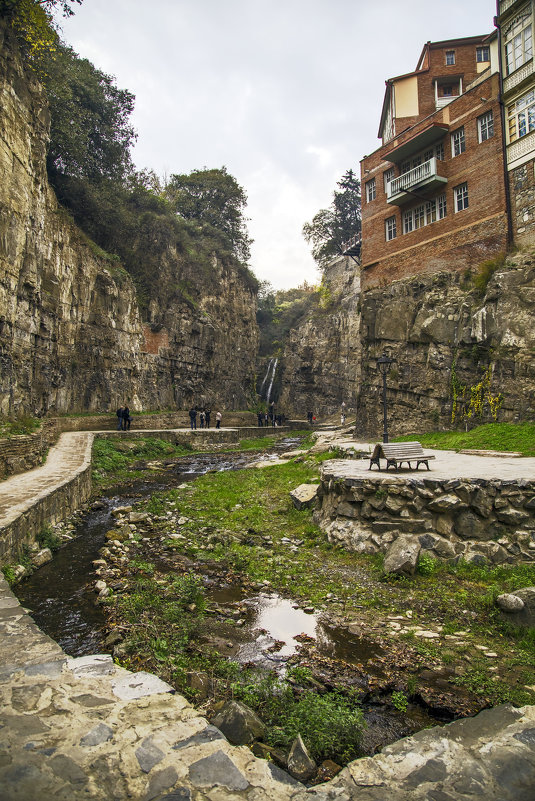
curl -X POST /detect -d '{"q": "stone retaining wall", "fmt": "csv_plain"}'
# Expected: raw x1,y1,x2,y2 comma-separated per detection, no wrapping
0,420,59,480
317,464,535,566
0,457,92,563
53,411,257,432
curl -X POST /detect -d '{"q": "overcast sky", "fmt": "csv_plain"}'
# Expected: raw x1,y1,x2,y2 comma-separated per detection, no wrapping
55,0,495,289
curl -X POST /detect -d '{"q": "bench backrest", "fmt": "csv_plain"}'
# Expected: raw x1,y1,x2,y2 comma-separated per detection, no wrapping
376,442,426,459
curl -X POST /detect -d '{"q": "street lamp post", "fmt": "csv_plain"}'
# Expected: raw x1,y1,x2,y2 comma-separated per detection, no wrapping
377,351,396,443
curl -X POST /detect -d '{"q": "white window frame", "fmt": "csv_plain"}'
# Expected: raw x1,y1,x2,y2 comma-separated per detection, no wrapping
504,9,533,75
451,127,466,157
508,89,535,141
402,194,446,234
435,142,445,161
365,178,376,203
476,45,490,63
478,110,494,142
445,50,456,65
454,182,469,212
383,168,395,194
437,193,447,219
385,215,397,241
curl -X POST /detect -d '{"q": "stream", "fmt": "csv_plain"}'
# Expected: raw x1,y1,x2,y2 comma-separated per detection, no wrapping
16,444,441,758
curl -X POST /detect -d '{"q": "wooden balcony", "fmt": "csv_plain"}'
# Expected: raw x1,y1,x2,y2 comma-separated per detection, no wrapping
387,157,447,205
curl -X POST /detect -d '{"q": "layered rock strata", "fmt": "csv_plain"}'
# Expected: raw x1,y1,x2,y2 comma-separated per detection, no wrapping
0,23,257,416
279,255,360,418
356,255,535,438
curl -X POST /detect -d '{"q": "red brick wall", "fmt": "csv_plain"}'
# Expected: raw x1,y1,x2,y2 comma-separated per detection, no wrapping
142,325,170,355
361,73,507,291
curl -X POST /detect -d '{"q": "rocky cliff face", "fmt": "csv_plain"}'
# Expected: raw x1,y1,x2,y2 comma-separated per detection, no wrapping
278,255,360,418
0,23,257,416
356,255,535,438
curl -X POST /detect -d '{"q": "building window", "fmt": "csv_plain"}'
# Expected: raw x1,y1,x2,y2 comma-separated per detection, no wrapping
504,9,533,75
508,89,535,141
403,209,414,233
476,45,490,63
437,193,447,219
445,50,456,65
435,142,445,161
383,168,395,194
365,178,376,202
454,182,469,212
451,127,466,157
442,85,453,97
385,216,397,241
478,110,494,142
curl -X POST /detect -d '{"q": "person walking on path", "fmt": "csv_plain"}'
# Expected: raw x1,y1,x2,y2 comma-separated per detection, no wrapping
116,406,123,431
257,412,263,427
189,407,197,430
122,405,131,431
205,409,211,428
215,411,222,429
307,410,313,424
199,410,205,429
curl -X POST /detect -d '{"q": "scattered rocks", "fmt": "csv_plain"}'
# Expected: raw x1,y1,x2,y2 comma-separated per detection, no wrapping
290,484,320,510
497,593,525,613
383,536,421,575
287,734,316,782
210,700,265,745
31,548,52,567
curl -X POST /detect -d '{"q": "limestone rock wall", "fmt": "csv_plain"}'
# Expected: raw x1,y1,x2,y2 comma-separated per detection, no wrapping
0,23,257,416
278,255,360,418
356,254,535,438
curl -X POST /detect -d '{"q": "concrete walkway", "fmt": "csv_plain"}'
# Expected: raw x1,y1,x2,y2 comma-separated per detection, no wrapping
1,428,535,799
0,432,94,528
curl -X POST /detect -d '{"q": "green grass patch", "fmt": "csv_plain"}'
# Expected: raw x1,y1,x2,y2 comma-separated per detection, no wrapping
395,422,535,456
0,415,40,438
91,436,193,488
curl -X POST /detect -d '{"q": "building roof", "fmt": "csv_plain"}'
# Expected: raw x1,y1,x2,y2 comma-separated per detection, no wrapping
377,33,493,140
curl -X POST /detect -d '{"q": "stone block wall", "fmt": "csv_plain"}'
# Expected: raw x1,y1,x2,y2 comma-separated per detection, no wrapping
0,419,58,479
317,463,535,566
0,458,91,563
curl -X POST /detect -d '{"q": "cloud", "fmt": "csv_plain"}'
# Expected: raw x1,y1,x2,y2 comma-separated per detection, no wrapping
55,0,495,288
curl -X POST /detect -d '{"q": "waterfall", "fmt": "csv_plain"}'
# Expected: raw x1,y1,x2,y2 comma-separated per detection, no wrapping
260,358,273,396
266,357,278,405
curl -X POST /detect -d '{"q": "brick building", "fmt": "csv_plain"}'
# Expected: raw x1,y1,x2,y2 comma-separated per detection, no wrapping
497,0,535,245
359,35,509,290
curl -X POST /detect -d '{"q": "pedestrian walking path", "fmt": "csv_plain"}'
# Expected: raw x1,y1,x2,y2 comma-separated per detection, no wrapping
0,432,94,528
0,428,534,799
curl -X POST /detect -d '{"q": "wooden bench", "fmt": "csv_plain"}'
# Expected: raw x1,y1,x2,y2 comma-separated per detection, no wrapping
369,441,436,472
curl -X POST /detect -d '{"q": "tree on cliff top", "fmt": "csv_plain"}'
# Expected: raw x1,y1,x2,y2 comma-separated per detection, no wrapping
45,43,136,182
0,0,82,67
302,169,361,270
165,168,252,263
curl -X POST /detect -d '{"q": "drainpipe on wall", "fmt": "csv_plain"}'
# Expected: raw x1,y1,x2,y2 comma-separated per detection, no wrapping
495,10,515,248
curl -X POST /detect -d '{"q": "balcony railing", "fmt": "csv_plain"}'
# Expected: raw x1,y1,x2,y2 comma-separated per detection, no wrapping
435,96,456,110
388,157,439,201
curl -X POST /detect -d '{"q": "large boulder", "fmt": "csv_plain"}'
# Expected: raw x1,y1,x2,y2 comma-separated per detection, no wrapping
210,700,265,745
496,593,525,612
287,734,316,782
383,536,421,576
290,484,320,510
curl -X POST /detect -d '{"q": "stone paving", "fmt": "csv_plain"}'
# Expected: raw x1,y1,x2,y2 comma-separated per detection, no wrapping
0,432,94,528
0,429,535,799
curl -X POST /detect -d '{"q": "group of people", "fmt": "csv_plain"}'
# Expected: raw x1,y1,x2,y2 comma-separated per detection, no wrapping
257,411,285,427
189,407,222,429
116,405,132,431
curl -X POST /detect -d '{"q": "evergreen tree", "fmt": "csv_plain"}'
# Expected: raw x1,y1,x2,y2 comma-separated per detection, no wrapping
302,169,361,270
